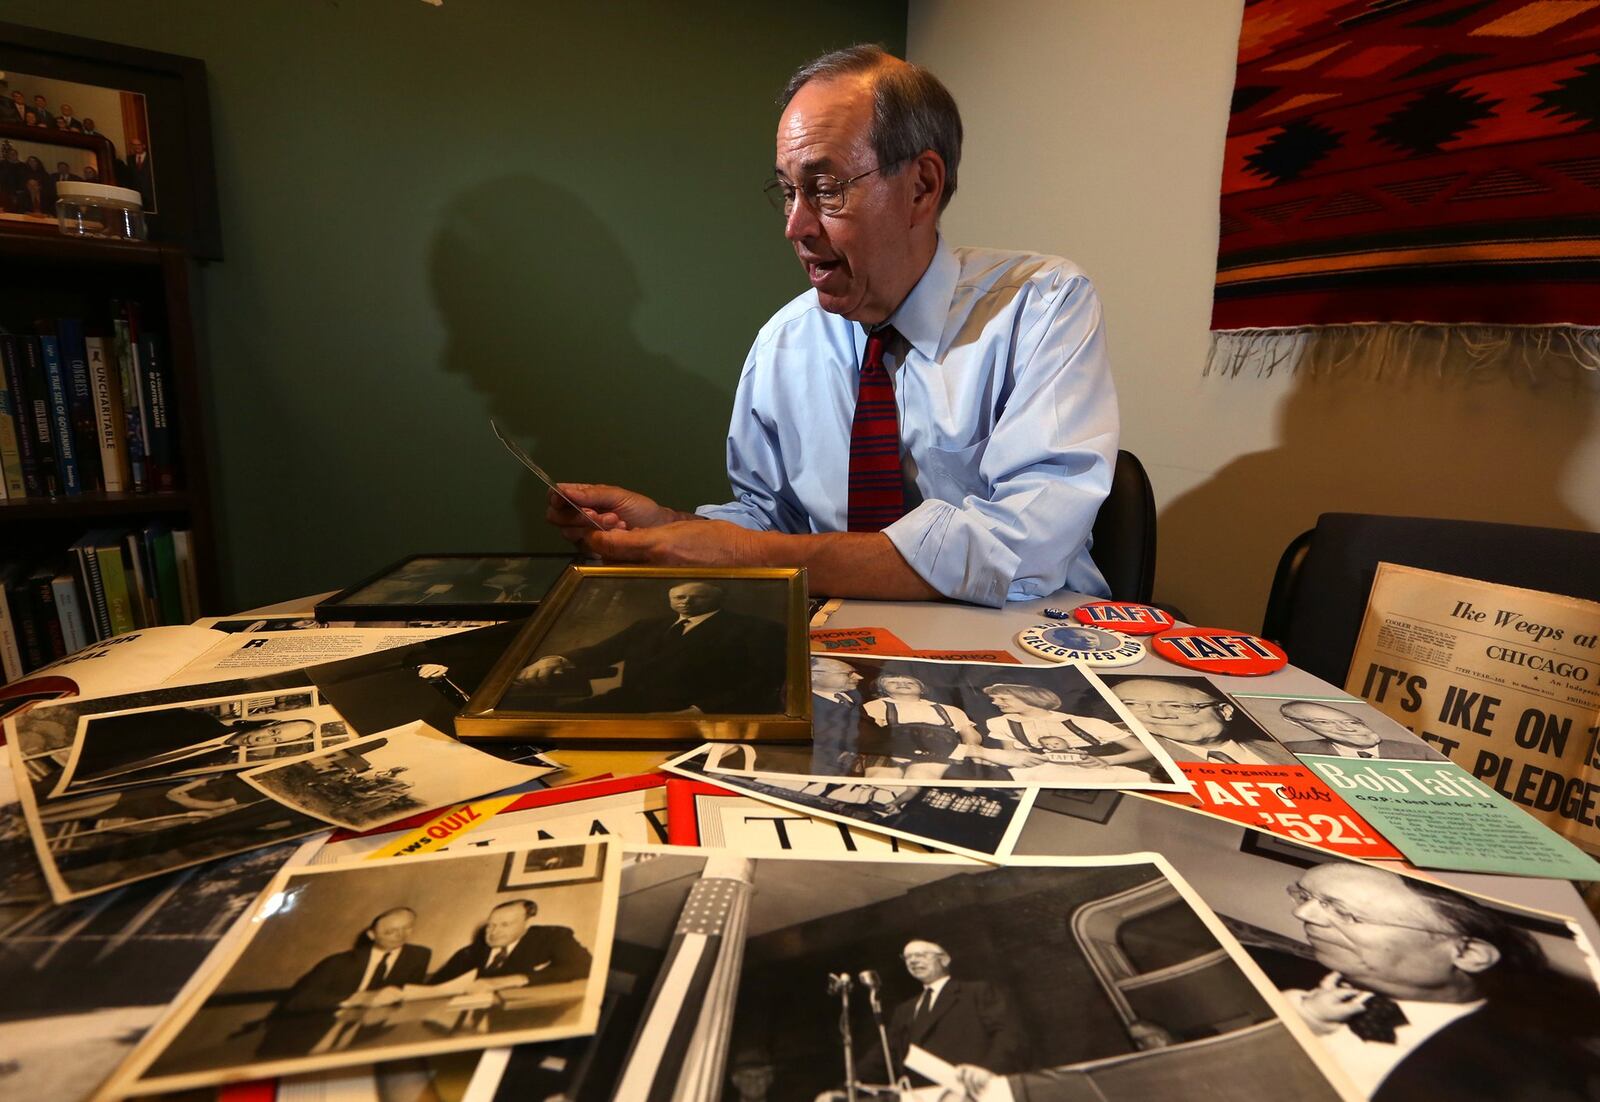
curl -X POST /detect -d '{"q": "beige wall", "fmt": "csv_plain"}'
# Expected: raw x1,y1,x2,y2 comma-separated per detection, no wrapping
908,0,1600,630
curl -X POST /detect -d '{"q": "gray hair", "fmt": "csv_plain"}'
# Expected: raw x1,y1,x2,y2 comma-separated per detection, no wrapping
781,44,962,213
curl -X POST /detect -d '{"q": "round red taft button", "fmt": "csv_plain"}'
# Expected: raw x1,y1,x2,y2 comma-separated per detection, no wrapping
1071,601,1176,636
1150,626,1288,676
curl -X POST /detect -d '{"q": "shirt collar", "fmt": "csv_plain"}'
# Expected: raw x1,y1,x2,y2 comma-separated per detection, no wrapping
857,234,956,363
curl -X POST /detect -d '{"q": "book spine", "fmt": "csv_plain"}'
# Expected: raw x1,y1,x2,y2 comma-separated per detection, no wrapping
0,342,22,499
171,528,199,622
85,336,130,493
138,333,177,491
112,317,147,493
3,334,44,497
18,336,60,497
96,541,137,636
39,334,83,496
123,532,153,628
146,523,184,624
0,574,23,681
59,318,104,493
51,570,90,654
9,577,45,672
76,536,113,640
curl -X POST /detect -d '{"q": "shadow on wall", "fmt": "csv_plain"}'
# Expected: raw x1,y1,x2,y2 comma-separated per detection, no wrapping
428,175,729,548
1159,366,1599,632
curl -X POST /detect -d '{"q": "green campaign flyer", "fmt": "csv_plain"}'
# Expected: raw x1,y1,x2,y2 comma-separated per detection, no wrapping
1297,755,1600,880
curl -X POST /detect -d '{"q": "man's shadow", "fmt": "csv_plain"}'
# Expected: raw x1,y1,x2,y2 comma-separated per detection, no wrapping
1158,360,1599,629
429,176,729,547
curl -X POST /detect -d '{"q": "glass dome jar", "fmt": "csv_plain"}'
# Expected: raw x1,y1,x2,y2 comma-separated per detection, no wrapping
55,181,147,241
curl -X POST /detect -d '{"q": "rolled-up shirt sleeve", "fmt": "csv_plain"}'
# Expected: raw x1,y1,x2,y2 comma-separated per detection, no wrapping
885,273,1117,607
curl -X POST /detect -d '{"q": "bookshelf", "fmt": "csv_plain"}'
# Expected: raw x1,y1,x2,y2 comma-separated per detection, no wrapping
0,232,220,643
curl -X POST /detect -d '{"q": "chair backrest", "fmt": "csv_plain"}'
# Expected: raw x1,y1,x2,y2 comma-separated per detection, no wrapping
1090,450,1157,604
1260,513,1600,687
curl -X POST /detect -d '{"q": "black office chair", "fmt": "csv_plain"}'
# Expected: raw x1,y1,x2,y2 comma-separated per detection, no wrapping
1260,513,1600,687
1089,450,1158,604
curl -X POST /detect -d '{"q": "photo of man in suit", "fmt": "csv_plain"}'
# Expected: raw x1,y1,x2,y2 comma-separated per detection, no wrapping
512,581,787,714
64,709,319,794
1107,676,1297,766
1273,701,1444,761
429,898,593,993
1255,862,1600,1101
274,907,432,1015
810,656,864,771
852,938,1027,1088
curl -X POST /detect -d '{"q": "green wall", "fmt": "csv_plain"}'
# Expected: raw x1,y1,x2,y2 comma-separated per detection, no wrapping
0,0,908,608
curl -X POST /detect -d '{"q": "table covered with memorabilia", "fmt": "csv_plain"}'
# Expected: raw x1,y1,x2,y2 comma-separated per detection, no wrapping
3,560,1598,1102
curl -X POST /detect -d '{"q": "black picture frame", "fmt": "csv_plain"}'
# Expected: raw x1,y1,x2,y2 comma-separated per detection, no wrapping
0,20,222,257
314,552,576,624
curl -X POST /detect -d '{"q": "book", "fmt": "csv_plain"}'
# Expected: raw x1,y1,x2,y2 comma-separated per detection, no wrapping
59,318,105,493
8,570,46,671
139,332,178,491
72,533,113,641
17,335,60,497
28,567,67,662
0,340,23,499
39,333,83,496
3,333,45,497
0,564,24,680
172,528,200,622
92,532,137,637
143,521,185,625
51,566,91,654
85,334,130,492
112,315,147,493
123,530,154,628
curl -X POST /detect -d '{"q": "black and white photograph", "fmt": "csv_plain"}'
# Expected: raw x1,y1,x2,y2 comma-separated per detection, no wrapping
458,567,811,743
51,689,347,798
315,553,573,622
0,841,298,1102
665,744,1036,861
703,654,1185,789
106,838,619,1096
241,722,556,832
1098,674,1302,767
23,770,325,903
599,849,1343,1102
1229,695,1448,762
508,573,791,715
0,67,155,217
1015,793,1600,1101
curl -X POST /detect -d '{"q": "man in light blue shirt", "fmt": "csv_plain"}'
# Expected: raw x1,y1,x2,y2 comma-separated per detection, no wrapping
548,45,1117,607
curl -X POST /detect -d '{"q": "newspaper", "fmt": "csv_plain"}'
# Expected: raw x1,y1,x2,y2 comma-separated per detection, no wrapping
1346,564,1600,858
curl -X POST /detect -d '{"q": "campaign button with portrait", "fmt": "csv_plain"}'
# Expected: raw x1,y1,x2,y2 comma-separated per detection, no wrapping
1015,624,1145,667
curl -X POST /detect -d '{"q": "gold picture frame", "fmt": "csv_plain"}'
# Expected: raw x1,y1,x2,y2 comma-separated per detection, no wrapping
457,565,811,745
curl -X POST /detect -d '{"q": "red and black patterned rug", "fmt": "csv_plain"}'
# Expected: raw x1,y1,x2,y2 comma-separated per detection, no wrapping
1214,0,1600,334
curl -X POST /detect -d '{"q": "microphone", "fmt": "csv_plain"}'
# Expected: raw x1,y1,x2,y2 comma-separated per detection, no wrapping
827,972,854,995
857,970,881,991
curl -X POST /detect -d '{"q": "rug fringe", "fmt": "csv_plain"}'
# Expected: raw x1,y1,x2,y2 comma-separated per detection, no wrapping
1205,324,1600,382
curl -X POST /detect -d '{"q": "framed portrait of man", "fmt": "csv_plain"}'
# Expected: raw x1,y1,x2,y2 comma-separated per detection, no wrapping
457,565,812,745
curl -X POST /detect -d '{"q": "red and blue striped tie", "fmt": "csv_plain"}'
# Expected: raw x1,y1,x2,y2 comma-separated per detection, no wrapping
847,327,907,531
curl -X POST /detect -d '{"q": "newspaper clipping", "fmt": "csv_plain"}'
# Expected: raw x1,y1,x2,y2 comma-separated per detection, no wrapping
1345,564,1600,856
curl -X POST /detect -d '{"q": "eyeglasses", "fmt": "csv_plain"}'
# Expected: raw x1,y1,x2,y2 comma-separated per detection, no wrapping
902,949,944,961
1119,699,1222,714
1285,884,1455,936
763,160,905,217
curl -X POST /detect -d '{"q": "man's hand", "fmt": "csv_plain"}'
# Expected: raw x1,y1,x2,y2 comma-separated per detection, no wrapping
546,484,691,543
1291,973,1372,1035
582,519,761,566
955,1065,996,1099
515,655,575,684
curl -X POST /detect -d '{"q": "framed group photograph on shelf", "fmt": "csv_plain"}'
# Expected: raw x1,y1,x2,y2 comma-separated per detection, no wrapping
0,21,221,255
0,121,115,226
313,552,576,624
457,565,813,745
